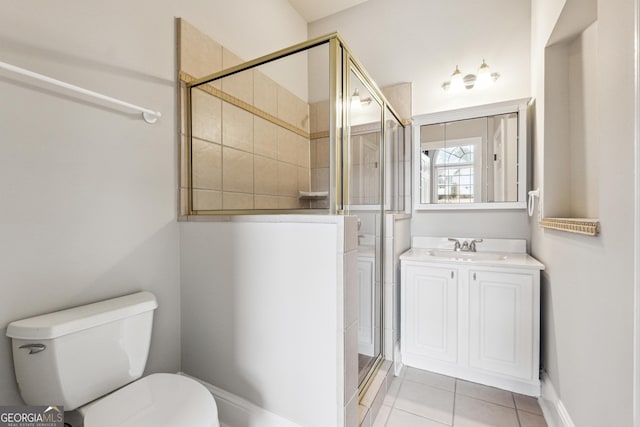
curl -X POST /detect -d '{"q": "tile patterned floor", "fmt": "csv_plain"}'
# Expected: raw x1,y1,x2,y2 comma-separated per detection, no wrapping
372,367,547,427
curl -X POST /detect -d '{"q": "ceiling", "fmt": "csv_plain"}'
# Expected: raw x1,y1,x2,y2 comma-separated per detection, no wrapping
288,0,369,23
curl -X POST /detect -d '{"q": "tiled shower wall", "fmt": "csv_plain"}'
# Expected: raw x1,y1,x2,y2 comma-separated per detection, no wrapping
178,19,312,213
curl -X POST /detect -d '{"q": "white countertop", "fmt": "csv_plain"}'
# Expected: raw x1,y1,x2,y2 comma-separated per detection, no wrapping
400,248,545,270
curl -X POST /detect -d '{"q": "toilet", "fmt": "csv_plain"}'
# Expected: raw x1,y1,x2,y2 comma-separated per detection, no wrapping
6,291,219,427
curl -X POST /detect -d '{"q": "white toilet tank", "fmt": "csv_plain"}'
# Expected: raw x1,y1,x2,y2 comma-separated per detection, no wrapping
6,291,158,410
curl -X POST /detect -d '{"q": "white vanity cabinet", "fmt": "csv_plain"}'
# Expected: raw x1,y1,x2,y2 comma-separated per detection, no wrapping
401,245,544,396
468,270,536,382
403,264,458,364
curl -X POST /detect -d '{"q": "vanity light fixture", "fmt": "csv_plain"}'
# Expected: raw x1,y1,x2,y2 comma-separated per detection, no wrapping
441,60,500,92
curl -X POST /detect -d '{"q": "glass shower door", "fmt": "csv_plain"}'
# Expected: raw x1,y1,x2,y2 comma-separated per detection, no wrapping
345,68,384,386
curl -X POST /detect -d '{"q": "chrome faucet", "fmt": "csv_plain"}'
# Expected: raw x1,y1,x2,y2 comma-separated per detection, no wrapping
469,239,483,252
448,238,461,251
448,238,483,252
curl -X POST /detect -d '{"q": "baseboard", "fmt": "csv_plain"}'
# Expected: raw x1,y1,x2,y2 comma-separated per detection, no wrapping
179,372,302,427
539,373,576,427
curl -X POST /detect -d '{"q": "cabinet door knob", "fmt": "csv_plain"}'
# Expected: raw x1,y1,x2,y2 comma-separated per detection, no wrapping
451,271,454,279
473,273,477,280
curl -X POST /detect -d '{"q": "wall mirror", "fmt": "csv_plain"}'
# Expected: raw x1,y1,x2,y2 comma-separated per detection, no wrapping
413,98,530,210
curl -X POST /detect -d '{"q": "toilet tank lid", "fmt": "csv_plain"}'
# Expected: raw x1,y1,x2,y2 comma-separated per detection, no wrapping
6,291,158,340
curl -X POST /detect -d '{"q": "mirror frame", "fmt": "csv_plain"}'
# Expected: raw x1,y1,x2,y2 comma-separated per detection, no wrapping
412,98,531,210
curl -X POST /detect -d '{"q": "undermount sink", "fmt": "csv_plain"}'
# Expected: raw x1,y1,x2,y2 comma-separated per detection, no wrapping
427,249,508,262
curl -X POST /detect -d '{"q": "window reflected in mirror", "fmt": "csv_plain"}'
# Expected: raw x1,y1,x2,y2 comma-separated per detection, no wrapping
434,144,476,203
419,112,519,206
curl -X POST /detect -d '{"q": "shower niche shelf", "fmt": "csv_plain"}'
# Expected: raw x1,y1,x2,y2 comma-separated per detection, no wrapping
542,1,599,232
298,191,328,200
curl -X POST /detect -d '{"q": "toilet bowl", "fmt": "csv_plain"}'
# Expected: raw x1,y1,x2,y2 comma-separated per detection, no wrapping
6,292,219,427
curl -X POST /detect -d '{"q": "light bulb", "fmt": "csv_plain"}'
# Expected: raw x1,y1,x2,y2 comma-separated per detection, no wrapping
351,88,362,113
476,60,493,89
449,66,464,93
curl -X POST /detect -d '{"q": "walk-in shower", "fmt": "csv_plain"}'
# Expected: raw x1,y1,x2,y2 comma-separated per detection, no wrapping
181,32,408,394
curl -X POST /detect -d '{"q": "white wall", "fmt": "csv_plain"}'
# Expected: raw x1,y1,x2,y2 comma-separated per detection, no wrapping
530,0,635,425
542,11,599,219
0,0,306,405
568,22,598,217
310,0,532,242
180,217,357,427
309,0,531,116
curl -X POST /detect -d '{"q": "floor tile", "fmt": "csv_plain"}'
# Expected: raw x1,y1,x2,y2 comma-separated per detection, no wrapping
394,381,454,425
372,405,392,427
384,375,402,406
386,408,450,427
397,365,407,378
384,368,549,427
455,380,515,408
513,394,543,415
405,367,456,392
518,410,548,427
453,394,519,427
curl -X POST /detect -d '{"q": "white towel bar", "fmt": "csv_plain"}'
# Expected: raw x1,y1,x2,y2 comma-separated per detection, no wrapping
0,60,162,124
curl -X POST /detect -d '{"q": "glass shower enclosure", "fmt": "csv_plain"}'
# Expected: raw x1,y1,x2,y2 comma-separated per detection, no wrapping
183,33,407,392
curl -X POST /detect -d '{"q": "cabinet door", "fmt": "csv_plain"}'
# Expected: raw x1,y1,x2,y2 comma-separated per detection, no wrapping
404,264,458,363
469,270,533,379
358,257,375,356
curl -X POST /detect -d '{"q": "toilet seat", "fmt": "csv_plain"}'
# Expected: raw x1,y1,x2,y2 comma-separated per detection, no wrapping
80,373,219,427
